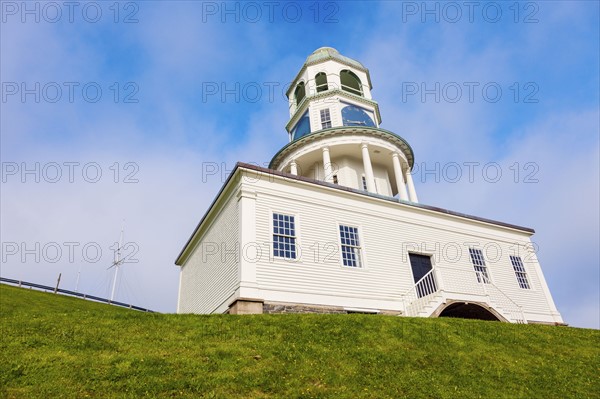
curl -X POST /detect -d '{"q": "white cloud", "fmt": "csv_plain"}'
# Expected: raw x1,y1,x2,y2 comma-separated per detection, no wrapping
2,1,597,326
354,10,599,328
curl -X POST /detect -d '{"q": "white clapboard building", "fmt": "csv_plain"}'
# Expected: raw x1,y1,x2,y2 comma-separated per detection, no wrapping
175,47,564,324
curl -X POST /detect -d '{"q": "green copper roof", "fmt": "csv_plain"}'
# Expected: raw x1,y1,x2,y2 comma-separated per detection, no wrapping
269,126,415,170
305,47,366,70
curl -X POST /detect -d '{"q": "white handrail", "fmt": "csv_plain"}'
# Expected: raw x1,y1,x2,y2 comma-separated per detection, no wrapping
400,268,437,297
439,267,525,323
401,265,526,323
401,268,439,317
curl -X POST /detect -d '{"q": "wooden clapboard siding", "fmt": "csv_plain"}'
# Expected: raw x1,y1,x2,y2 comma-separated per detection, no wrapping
178,196,239,314
246,167,559,321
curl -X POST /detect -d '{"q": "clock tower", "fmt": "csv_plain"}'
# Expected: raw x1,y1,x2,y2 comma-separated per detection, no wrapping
177,46,564,326
269,47,419,202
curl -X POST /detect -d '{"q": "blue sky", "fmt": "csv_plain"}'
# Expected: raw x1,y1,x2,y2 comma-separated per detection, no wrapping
1,1,598,328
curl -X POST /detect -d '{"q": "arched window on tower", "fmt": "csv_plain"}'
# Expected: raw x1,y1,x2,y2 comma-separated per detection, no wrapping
294,82,306,106
315,72,328,93
340,70,363,96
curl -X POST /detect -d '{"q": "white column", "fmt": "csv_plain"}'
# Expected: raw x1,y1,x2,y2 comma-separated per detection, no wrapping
392,153,409,201
330,72,342,91
290,160,298,175
405,169,419,203
237,187,260,299
322,147,333,183
361,143,377,193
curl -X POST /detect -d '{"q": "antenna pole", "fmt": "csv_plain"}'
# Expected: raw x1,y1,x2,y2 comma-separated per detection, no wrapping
75,264,82,293
54,273,62,294
110,220,125,302
110,264,119,302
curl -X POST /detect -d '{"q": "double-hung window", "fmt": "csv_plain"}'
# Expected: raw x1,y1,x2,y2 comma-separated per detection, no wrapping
273,213,297,259
339,225,362,268
320,109,332,129
469,248,490,283
510,255,531,289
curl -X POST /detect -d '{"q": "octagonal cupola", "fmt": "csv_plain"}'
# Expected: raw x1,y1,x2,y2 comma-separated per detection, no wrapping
285,47,381,142
271,47,419,203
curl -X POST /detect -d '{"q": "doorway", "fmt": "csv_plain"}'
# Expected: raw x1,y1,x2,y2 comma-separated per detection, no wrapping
408,253,437,298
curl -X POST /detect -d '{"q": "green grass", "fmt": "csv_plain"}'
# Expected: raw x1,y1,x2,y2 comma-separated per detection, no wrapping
1,284,599,399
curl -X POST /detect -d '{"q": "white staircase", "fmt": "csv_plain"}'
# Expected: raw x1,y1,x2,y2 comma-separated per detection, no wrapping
401,266,526,324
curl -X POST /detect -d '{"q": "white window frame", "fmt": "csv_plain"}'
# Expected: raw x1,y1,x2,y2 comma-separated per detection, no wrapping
337,223,364,269
361,175,378,192
339,70,364,97
510,255,531,289
271,212,298,260
320,108,332,129
469,248,490,284
315,71,329,93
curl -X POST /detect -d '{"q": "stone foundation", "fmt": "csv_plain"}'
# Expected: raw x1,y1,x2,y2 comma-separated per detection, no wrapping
227,298,402,315
263,301,402,315
263,302,347,314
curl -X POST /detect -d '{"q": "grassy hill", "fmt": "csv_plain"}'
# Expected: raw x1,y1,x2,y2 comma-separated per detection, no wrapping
1,284,598,398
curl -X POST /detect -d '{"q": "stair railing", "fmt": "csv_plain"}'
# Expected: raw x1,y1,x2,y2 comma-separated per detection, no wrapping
400,266,527,323
401,269,439,317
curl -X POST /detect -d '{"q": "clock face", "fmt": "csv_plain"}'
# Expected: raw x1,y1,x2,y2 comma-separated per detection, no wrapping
292,112,311,140
342,105,375,127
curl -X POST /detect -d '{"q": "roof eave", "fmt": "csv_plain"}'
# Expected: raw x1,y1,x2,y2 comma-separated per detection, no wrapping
175,163,535,266
270,126,415,170
174,164,242,265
